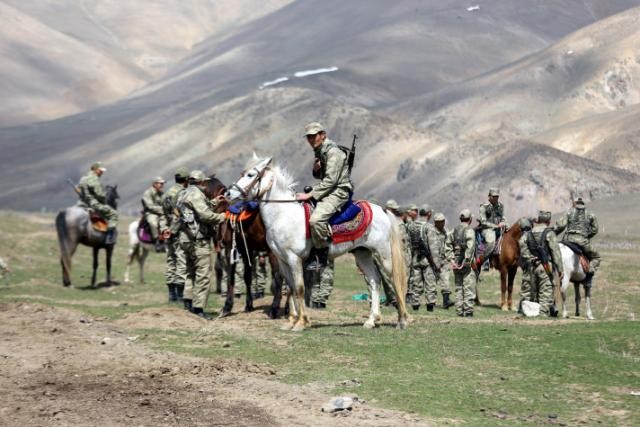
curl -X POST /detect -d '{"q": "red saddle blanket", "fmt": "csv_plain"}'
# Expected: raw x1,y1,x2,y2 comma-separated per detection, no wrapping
304,200,373,244
89,211,108,232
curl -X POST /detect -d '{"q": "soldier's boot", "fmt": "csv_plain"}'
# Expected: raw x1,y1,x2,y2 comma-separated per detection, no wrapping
252,291,265,299
482,259,490,271
411,304,420,311
167,284,178,303
191,307,212,320
464,312,474,317
154,241,165,253
306,247,329,271
312,301,326,310
105,228,117,245
442,292,454,309
426,303,435,312
549,304,559,318
183,298,192,312
175,284,184,302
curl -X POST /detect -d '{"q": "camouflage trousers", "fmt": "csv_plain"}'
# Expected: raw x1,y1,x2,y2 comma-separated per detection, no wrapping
519,268,531,303
251,252,269,294
564,236,601,273
529,264,555,315
90,202,118,228
311,259,335,304
144,213,162,240
214,249,245,295
454,266,476,316
181,239,213,310
165,238,186,286
309,189,350,248
481,228,497,258
407,260,429,306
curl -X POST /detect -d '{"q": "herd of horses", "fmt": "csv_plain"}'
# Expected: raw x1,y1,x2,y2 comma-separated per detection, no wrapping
55,156,595,331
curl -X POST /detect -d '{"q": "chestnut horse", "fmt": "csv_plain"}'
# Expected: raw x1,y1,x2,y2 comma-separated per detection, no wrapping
477,220,523,310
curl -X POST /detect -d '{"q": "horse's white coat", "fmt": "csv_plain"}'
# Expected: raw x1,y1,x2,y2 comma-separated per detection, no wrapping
228,157,407,330
123,220,154,284
559,243,594,320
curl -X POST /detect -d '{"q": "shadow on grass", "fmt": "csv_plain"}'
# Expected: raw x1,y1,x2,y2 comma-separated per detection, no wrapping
77,281,121,290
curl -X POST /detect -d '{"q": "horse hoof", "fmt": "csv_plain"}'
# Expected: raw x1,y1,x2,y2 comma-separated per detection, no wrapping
363,320,376,329
587,315,595,321
245,306,254,313
501,305,508,311
291,323,305,332
280,322,294,331
217,311,231,319
562,313,569,319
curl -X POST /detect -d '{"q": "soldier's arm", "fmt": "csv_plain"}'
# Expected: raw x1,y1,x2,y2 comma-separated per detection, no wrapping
89,177,106,203
142,190,164,215
463,228,475,264
478,205,494,229
444,233,454,262
311,147,346,200
589,213,599,238
547,233,564,275
553,212,568,235
519,235,534,262
192,193,226,225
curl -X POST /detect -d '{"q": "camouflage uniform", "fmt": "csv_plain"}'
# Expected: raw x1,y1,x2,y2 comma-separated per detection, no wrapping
311,258,335,307
309,137,353,248
76,168,118,229
553,200,600,279
429,213,453,308
520,212,564,316
445,210,477,317
177,172,226,316
251,251,269,297
478,188,506,259
162,169,188,302
406,216,429,309
517,218,533,307
141,179,165,241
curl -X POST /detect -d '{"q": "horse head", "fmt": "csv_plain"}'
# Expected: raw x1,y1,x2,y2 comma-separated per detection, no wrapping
204,175,228,213
227,156,273,202
105,185,119,209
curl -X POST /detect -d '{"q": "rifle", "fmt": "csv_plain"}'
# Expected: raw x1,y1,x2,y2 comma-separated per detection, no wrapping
526,230,555,283
420,224,441,280
66,178,80,196
347,134,357,174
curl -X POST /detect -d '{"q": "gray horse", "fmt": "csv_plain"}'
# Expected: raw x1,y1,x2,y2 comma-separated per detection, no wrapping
55,185,119,287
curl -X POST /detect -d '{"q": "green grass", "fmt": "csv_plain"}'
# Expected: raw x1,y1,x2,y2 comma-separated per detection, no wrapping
1,211,639,425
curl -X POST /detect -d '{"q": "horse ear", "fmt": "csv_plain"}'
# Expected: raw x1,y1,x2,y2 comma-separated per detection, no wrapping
252,152,259,161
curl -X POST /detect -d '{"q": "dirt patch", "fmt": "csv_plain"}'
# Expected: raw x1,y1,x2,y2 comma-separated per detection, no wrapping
113,306,208,330
0,302,433,426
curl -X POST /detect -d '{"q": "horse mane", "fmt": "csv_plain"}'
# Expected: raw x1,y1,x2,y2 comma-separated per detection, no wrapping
244,156,297,195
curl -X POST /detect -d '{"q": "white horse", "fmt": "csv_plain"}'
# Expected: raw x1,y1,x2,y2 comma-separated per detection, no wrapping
226,156,409,332
123,219,155,284
559,243,594,320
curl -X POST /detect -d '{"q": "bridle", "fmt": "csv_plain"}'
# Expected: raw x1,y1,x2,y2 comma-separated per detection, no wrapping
229,165,299,203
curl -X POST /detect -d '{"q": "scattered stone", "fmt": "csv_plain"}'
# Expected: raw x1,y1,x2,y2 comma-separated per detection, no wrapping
222,342,231,348
549,413,558,419
101,337,111,345
500,376,507,381
79,317,91,324
127,336,138,342
340,379,361,387
322,396,354,413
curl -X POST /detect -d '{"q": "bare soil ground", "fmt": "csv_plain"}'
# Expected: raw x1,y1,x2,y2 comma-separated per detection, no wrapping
0,302,431,427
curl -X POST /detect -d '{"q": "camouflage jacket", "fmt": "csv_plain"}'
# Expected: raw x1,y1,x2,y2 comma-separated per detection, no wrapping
479,201,506,229
162,183,185,232
553,207,598,240
445,223,476,266
177,185,225,241
520,224,564,274
77,171,106,207
141,186,164,216
310,139,353,201
426,223,449,269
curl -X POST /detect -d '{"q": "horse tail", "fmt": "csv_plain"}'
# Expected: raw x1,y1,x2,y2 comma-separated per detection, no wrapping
386,211,408,318
56,210,72,275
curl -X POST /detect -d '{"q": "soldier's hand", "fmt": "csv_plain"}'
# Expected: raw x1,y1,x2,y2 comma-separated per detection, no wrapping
258,255,266,265
161,229,172,240
296,192,313,201
214,195,226,204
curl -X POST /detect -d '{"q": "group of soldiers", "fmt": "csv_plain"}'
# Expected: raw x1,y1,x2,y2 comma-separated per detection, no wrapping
74,121,601,320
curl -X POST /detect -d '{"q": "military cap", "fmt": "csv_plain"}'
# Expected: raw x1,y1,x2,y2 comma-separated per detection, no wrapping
408,203,418,211
419,204,432,215
433,212,446,222
153,176,166,184
574,197,585,206
304,122,325,136
385,199,399,210
518,217,532,231
174,166,189,179
537,210,552,223
91,162,107,172
400,205,412,214
459,209,472,220
189,170,210,182
488,187,500,196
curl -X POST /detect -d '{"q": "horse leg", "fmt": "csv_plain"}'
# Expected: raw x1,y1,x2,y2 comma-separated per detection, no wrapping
507,267,517,311
106,245,113,285
499,267,508,311
585,285,594,320
574,282,581,317
91,247,99,287
291,260,309,332
220,260,236,317
278,262,299,330
269,259,283,319
139,248,148,285
124,243,137,284
561,278,569,319
243,258,254,313
354,249,382,329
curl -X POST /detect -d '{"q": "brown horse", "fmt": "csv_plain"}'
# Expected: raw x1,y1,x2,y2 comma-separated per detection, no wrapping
218,205,285,318
477,220,523,311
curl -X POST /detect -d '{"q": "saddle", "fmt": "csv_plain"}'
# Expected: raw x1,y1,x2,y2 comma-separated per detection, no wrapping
304,200,372,244
89,211,108,233
226,201,260,223
562,241,590,273
137,215,154,244
474,228,504,259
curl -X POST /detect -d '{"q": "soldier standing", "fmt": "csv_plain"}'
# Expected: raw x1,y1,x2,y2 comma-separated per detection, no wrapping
478,188,507,269
520,211,563,317
177,170,226,320
553,197,600,286
310,258,335,309
162,167,189,304
446,209,477,317
141,177,166,251
76,162,118,244
406,204,430,311
430,213,454,309
251,251,269,299
295,122,353,270
516,217,533,312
